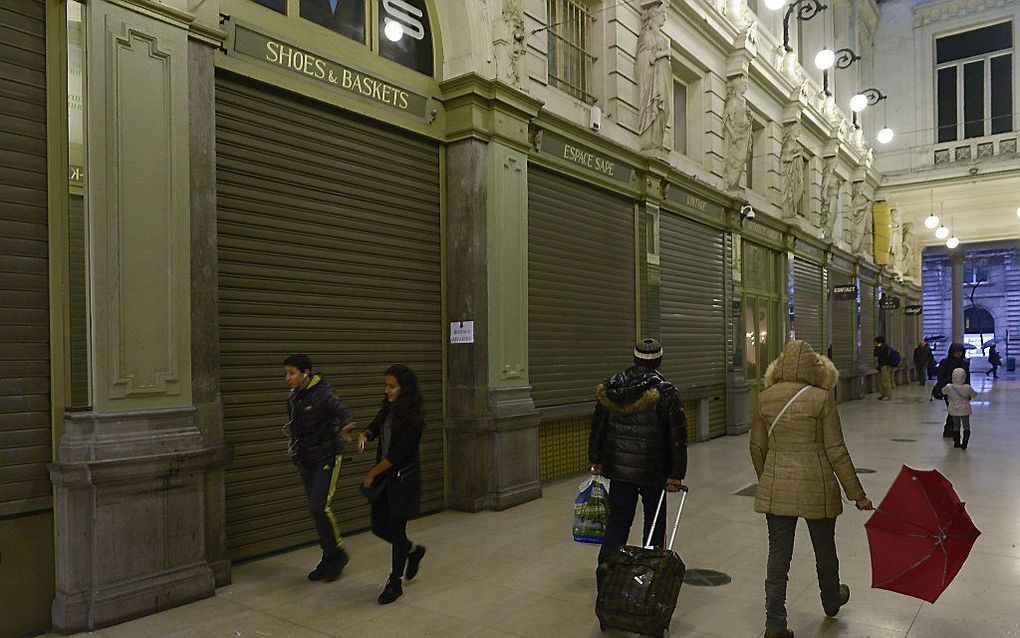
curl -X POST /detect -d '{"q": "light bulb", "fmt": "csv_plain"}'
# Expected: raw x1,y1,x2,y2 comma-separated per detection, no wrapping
384,19,404,42
850,94,868,113
1016,206,1020,219
765,0,786,10
876,127,894,144
815,49,836,71
924,213,940,229
947,236,960,249
935,225,950,240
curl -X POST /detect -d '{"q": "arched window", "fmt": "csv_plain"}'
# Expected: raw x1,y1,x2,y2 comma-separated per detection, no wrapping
963,307,995,356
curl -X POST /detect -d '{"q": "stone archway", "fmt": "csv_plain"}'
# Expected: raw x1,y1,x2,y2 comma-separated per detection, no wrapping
431,0,493,80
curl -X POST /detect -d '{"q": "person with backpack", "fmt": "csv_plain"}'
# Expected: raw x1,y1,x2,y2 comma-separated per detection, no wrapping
750,340,873,638
874,336,899,401
944,368,978,450
934,343,970,438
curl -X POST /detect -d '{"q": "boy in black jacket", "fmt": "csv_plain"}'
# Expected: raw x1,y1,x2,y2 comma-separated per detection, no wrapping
284,354,356,582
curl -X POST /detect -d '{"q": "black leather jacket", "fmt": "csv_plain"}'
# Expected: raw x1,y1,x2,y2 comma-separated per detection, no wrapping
588,367,688,486
287,375,354,466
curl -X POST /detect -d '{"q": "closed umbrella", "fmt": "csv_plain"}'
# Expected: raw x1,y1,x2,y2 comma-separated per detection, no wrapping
865,465,980,603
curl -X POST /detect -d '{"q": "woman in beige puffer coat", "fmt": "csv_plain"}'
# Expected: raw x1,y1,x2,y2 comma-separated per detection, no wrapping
749,340,873,638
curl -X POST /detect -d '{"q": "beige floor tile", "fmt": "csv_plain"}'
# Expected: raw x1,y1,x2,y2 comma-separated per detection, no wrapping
333,604,483,638
406,579,544,625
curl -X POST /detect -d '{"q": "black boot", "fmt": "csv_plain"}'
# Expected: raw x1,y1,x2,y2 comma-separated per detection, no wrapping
321,548,350,582
953,434,962,448
962,431,970,450
378,575,403,604
405,545,426,581
308,558,329,581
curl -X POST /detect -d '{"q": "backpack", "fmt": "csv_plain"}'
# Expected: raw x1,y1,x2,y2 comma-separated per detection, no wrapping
889,348,901,367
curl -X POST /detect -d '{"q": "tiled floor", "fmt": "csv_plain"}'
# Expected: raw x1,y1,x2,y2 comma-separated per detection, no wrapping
46,376,1020,638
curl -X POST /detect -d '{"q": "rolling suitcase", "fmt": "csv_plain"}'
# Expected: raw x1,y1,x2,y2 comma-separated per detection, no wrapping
595,486,688,638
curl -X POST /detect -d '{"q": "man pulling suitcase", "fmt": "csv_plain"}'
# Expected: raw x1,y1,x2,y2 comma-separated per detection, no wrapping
588,338,688,580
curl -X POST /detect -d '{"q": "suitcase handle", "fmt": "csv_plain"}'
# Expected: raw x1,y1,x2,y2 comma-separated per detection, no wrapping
645,486,688,550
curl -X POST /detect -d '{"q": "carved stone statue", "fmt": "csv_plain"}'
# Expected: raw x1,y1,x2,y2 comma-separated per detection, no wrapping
900,222,917,279
850,182,874,258
818,157,839,238
493,0,527,89
723,75,753,191
780,122,804,219
637,2,671,153
889,208,903,271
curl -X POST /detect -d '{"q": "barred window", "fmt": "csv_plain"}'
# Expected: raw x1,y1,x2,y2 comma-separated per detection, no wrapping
936,21,1013,142
546,0,596,103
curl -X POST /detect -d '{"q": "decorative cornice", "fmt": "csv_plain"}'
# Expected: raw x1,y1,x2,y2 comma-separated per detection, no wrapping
914,0,1018,27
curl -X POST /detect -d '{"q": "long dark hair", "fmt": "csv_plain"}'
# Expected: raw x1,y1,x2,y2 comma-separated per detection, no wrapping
386,364,424,420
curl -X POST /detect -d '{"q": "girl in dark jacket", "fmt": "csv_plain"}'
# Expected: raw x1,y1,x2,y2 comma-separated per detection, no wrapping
356,364,427,604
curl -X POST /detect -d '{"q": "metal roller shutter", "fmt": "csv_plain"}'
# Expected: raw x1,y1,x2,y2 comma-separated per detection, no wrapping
861,281,877,353
708,395,726,438
216,73,444,561
0,0,51,518
829,272,855,371
528,167,636,408
793,258,824,351
659,212,726,389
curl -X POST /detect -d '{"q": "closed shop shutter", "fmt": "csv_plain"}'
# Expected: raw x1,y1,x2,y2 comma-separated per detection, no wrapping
793,258,824,351
528,167,636,408
829,272,855,371
216,73,444,561
708,396,726,438
861,280,877,353
0,0,51,517
659,212,726,389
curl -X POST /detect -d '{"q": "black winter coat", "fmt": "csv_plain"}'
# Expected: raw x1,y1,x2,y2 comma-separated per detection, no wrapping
287,375,354,466
934,356,970,398
588,367,688,487
913,345,933,368
365,400,425,518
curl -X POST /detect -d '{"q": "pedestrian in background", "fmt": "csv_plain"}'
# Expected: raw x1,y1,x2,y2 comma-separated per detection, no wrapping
944,368,978,450
356,364,427,605
589,338,688,580
283,354,357,583
986,345,1002,379
874,336,896,401
750,340,873,638
935,343,970,438
913,342,934,387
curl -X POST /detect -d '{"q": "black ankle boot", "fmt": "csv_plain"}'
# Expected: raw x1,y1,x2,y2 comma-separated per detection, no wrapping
962,432,970,450
378,575,403,604
405,545,426,581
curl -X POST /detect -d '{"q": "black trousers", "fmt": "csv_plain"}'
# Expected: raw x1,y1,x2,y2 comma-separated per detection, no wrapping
297,455,344,560
765,515,841,630
371,490,412,579
915,365,927,386
598,480,667,565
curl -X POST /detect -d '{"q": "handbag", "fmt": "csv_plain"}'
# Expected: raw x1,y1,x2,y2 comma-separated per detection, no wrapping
359,474,390,503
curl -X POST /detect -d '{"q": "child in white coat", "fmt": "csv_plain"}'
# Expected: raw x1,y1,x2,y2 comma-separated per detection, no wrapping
944,367,978,450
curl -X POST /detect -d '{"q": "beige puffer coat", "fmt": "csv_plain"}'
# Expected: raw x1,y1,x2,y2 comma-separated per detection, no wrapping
750,340,866,519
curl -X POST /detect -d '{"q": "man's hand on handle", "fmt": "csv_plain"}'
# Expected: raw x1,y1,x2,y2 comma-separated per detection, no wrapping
855,497,874,511
591,464,603,476
665,478,685,493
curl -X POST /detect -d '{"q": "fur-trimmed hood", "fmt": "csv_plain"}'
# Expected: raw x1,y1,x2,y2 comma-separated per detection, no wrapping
596,366,665,414
764,340,839,391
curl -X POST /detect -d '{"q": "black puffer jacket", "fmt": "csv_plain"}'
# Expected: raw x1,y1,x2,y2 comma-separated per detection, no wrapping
588,367,688,486
934,345,970,399
287,374,354,466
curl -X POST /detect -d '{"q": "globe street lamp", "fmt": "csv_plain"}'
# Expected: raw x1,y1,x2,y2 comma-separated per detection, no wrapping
768,0,828,53
822,48,861,96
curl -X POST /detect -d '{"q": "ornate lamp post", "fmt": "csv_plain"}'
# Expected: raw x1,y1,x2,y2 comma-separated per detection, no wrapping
765,0,828,53
850,87,887,127
822,48,861,96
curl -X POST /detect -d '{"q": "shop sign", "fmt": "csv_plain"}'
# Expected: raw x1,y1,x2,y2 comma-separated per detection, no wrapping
832,285,858,300
230,24,429,119
904,305,923,315
880,296,901,310
537,130,634,184
450,321,475,344
667,184,725,220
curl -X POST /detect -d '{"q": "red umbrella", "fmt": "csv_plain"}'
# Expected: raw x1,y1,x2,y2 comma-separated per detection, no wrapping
865,465,981,603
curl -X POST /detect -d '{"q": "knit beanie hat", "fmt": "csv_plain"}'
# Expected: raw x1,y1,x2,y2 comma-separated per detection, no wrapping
633,338,663,368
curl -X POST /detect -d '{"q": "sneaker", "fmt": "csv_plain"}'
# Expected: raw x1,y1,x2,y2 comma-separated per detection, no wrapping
405,545,426,581
824,584,851,617
307,559,328,582
321,549,350,583
764,628,794,638
378,576,403,605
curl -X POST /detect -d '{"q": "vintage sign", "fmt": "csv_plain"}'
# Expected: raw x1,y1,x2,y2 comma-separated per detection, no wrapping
904,305,923,315
880,296,901,310
832,285,858,300
450,321,475,344
230,24,430,119
536,130,634,184
667,184,725,220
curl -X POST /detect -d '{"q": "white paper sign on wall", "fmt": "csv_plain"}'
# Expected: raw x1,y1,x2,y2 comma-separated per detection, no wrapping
450,321,475,344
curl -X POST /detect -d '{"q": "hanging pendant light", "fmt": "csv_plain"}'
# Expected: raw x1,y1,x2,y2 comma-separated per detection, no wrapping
925,213,940,229
935,224,950,240
877,127,894,144
947,236,960,249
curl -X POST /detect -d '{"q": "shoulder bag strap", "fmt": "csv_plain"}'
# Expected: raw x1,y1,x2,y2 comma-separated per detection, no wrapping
767,385,812,439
